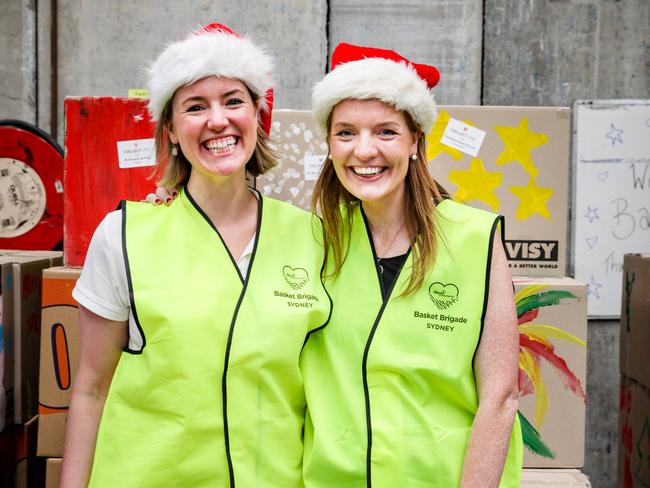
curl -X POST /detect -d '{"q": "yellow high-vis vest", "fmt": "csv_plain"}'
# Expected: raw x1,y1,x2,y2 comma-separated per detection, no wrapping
301,199,522,487
89,188,331,487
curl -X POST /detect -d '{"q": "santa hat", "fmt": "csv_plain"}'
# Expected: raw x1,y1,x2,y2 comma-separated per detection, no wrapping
147,22,274,135
312,43,440,134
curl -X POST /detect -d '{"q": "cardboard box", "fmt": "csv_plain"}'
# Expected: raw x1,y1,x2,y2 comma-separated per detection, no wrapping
620,254,650,387
619,255,650,488
619,376,650,488
0,415,38,488
45,458,61,488
258,110,327,211
1,252,63,428
521,468,592,487
64,97,159,266
514,277,587,467
37,267,80,457
428,106,570,277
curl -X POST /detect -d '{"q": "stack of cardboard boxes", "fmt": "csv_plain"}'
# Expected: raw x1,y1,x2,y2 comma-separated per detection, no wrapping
0,250,62,487
35,98,594,486
618,254,650,488
36,267,81,486
262,107,592,485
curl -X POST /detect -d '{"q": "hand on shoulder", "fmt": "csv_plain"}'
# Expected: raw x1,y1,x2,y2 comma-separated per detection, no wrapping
141,186,178,206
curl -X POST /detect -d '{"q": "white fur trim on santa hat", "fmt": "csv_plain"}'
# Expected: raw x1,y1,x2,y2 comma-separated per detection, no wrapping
312,57,437,135
147,29,273,121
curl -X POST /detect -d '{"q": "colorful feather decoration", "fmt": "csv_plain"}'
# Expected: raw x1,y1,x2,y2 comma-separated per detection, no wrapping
515,285,586,458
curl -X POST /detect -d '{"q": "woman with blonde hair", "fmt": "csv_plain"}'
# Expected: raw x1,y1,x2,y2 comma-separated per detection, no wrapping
301,43,523,487
61,23,330,487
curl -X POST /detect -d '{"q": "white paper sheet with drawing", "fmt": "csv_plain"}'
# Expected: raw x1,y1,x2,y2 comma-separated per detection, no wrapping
572,100,650,318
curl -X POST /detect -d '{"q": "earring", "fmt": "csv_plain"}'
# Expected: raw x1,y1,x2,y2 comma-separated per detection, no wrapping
327,154,332,160
410,154,417,161
171,144,178,157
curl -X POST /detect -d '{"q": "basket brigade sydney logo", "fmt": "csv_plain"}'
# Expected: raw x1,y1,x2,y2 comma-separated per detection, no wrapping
283,266,309,290
428,282,459,309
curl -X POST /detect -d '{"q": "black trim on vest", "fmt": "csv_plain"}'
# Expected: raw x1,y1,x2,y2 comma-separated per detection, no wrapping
301,215,333,350
359,206,411,488
184,186,246,285
120,201,146,355
221,188,263,488
475,215,504,359
360,205,387,300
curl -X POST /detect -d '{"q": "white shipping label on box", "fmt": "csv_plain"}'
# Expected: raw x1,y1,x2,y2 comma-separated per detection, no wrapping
116,139,156,168
304,154,327,182
440,118,486,157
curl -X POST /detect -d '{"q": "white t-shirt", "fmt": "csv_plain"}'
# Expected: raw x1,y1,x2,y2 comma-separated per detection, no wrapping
72,210,254,347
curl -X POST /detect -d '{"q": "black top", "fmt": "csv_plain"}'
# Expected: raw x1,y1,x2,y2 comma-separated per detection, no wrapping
377,251,409,300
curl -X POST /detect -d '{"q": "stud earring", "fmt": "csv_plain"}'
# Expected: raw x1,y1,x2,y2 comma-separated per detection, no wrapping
327,154,332,160
171,144,178,157
410,154,417,161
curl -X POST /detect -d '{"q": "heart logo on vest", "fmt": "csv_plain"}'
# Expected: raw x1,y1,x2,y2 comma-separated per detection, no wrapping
283,266,309,290
428,282,459,309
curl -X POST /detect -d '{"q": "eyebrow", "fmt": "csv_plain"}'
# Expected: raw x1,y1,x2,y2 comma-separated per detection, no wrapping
180,89,247,105
332,120,401,130
222,89,246,98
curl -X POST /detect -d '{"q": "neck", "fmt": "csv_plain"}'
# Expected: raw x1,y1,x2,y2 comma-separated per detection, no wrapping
362,195,409,259
362,190,406,234
186,170,255,228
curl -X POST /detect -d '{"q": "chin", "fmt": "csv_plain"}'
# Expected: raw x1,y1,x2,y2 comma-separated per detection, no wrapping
351,190,387,204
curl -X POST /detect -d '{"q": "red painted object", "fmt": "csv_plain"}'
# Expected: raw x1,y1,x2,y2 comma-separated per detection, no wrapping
64,97,161,266
0,122,64,250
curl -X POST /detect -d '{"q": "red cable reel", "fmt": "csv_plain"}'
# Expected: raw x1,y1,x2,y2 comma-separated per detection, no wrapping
0,120,64,250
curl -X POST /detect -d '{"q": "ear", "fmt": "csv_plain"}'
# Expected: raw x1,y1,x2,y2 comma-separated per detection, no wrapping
167,121,179,145
409,131,421,156
254,98,262,127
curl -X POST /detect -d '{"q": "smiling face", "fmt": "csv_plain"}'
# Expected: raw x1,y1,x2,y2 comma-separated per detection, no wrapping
328,99,418,208
168,76,259,183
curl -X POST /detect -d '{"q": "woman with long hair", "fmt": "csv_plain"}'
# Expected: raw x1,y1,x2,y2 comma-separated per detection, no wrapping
301,43,523,487
61,23,331,487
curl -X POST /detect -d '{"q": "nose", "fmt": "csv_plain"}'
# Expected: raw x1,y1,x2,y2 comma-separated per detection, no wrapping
353,132,378,161
206,105,228,131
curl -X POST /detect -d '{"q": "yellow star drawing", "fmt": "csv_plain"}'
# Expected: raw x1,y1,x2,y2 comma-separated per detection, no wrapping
509,177,554,220
426,111,469,162
494,117,548,177
448,158,502,212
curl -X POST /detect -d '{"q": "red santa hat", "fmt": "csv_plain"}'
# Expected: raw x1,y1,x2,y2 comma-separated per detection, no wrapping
312,42,440,134
147,22,274,135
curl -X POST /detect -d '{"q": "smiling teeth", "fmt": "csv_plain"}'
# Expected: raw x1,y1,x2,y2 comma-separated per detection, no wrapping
205,137,236,152
352,166,383,176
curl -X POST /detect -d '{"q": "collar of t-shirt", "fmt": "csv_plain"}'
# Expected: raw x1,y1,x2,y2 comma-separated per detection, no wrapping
236,188,259,277
237,235,255,277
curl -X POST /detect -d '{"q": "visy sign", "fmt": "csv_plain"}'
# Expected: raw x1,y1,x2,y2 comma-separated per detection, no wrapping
505,240,558,261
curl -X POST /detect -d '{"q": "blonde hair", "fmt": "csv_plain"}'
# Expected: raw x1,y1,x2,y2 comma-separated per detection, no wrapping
153,83,277,188
312,109,448,295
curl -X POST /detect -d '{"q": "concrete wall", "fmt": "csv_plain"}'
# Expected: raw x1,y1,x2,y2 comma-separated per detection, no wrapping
483,0,650,106
0,0,36,123
52,0,327,141
329,0,483,105
2,2,649,487
584,320,620,488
